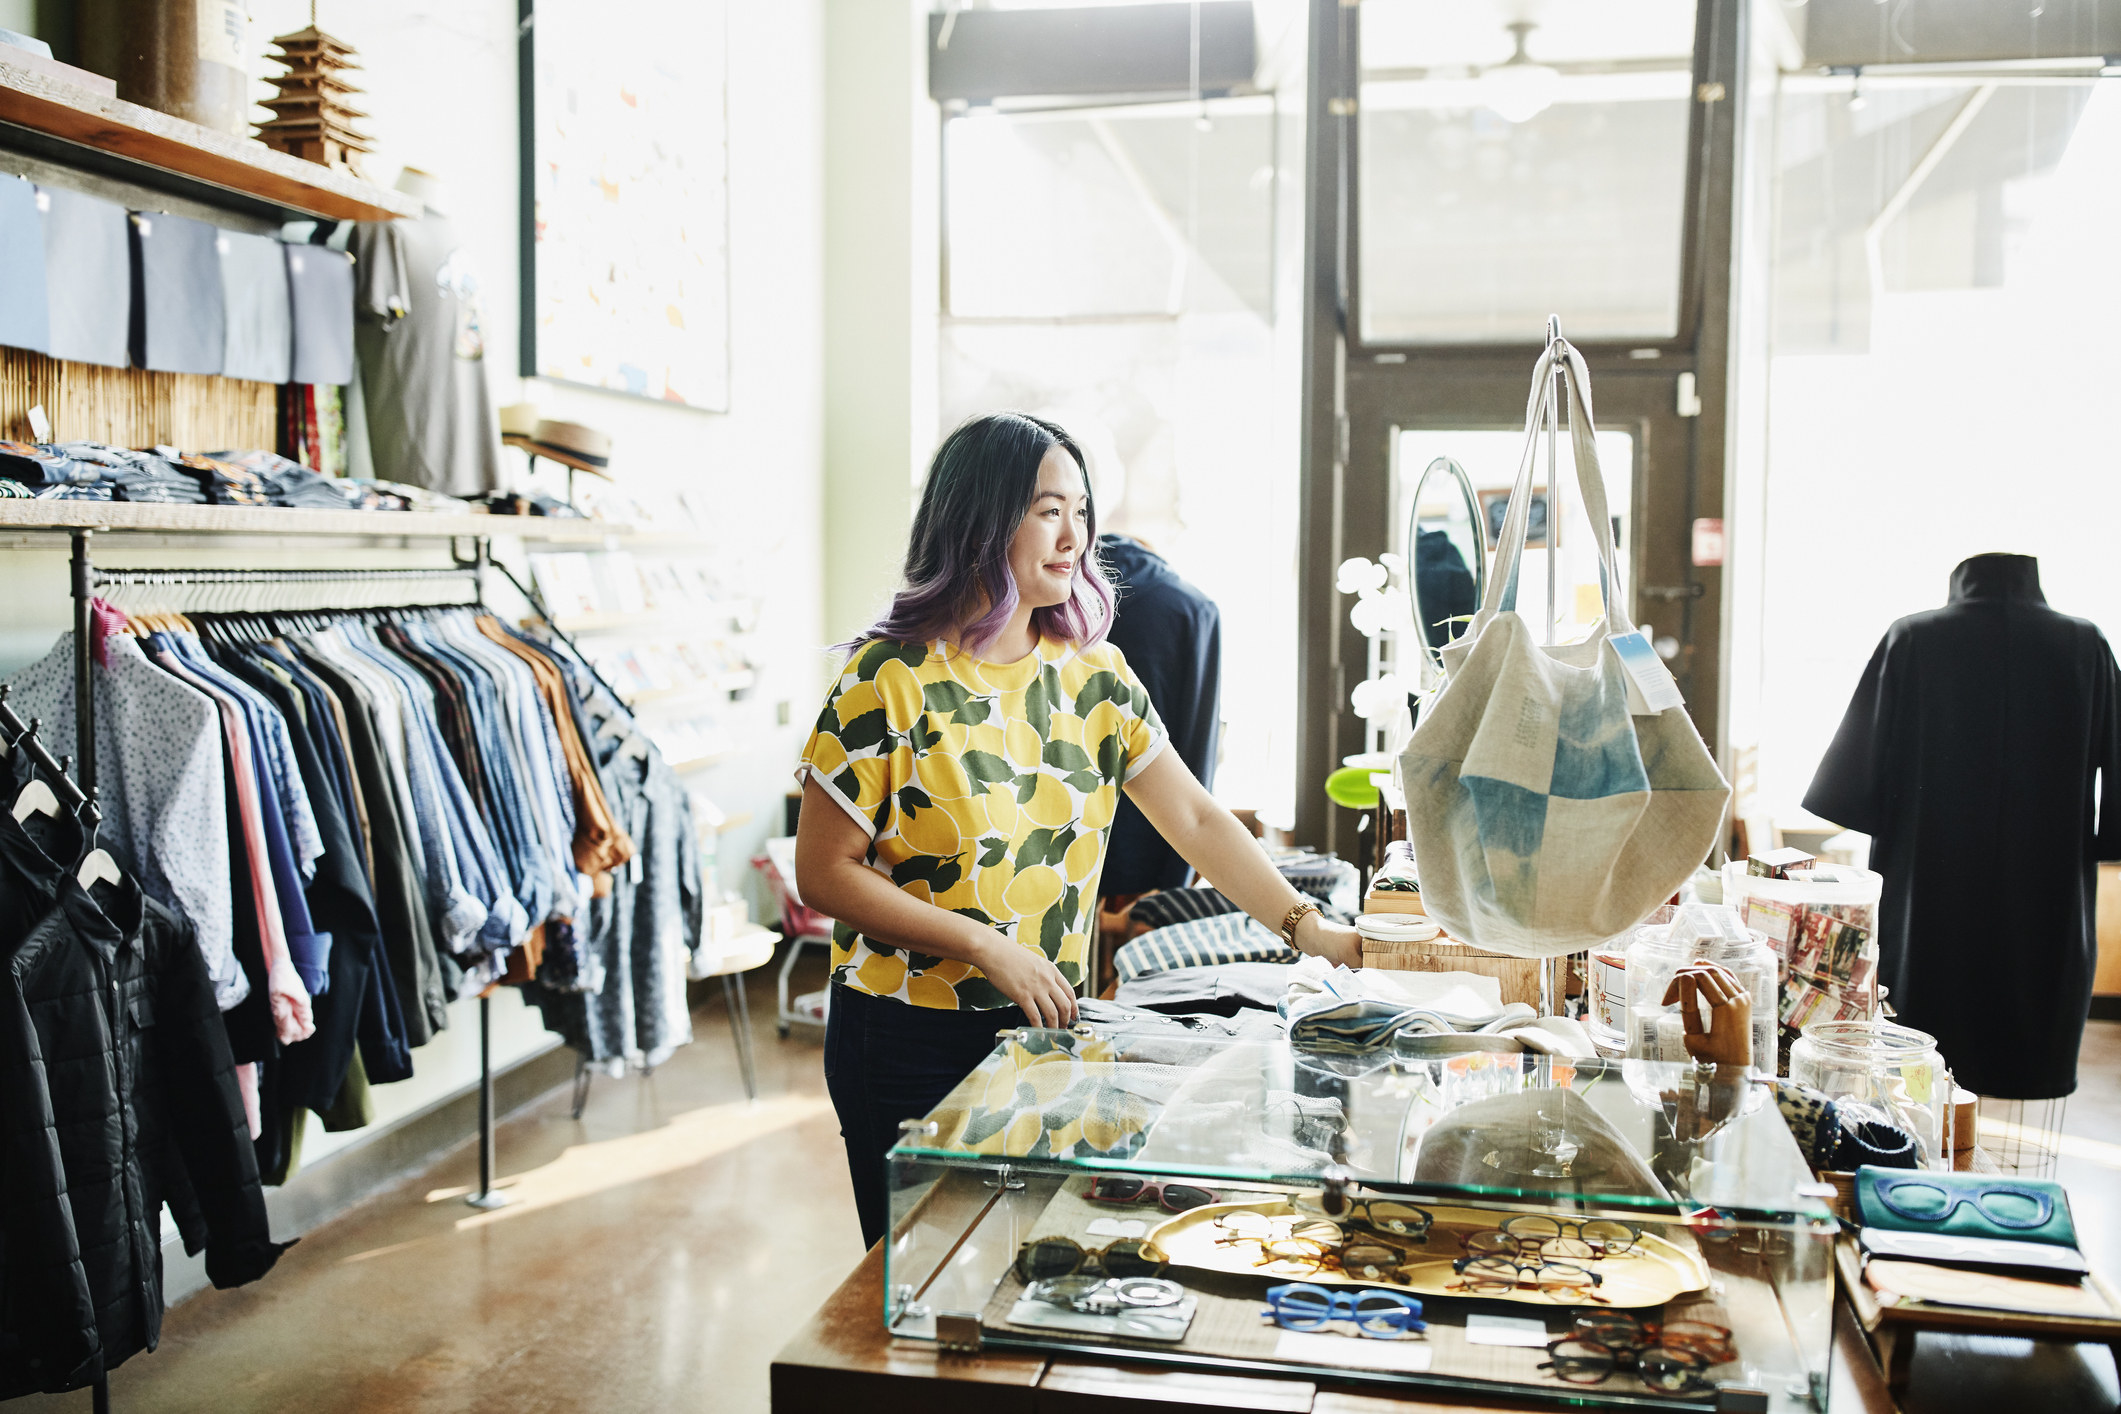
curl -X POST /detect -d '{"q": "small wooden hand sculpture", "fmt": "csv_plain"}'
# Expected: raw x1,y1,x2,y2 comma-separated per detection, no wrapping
1661,960,1752,1068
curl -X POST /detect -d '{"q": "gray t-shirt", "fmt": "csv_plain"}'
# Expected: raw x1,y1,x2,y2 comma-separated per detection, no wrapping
351,209,501,498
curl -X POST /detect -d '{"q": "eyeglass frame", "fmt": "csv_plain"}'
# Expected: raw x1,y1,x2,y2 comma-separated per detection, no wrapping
1263,1282,1427,1337
1569,1312,1736,1365
1500,1215,1641,1256
1450,1253,1605,1299
1541,1335,1715,1392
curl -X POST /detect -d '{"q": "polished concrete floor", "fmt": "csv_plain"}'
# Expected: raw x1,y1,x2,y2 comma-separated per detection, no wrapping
21,958,863,1414
16,960,2121,1412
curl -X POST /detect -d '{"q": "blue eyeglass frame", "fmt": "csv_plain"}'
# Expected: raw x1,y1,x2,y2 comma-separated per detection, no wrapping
1263,1283,1427,1335
1871,1175,2055,1230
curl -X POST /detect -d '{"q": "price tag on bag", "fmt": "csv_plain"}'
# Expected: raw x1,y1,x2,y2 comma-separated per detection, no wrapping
1609,631,1686,715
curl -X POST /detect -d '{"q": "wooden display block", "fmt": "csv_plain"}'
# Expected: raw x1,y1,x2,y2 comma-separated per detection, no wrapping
1360,889,1425,916
1360,933,1543,1008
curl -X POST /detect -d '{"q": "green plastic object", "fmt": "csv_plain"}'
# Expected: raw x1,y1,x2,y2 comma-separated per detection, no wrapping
1325,765,1381,810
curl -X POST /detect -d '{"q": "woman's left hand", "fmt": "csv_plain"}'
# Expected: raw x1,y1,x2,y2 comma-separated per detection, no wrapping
1297,913,1362,970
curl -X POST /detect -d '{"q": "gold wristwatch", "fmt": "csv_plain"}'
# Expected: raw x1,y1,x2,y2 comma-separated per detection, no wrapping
1279,901,1321,946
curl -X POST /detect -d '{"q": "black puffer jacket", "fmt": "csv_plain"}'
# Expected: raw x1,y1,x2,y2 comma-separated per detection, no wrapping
0,857,285,1396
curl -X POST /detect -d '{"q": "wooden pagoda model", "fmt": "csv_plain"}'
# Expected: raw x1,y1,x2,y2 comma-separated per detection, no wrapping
254,25,373,175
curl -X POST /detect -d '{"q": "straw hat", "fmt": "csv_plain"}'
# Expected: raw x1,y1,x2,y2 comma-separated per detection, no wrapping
499,405,613,477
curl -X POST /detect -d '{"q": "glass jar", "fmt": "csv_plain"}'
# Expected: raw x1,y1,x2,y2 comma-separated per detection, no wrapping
1703,926,1778,1081
1625,904,1775,1075
1788,1020,1948,1169
1624,922,1691,1065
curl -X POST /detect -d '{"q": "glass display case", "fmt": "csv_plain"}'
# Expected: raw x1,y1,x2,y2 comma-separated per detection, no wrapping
886,1017,1839,1411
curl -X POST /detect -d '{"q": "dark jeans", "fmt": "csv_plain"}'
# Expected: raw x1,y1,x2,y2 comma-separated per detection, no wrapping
823,981,1026,1249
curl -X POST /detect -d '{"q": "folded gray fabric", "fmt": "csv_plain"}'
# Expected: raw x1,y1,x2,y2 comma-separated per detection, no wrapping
42,186,130,367
219,230,292,382
1114,962,1298,1017
0,176,49,354
287,241,355,384
1288,997,1539,1055
129,209,225,374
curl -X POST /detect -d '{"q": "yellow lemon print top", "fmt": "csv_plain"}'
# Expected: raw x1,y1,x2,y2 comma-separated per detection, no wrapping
795,635,1167,1010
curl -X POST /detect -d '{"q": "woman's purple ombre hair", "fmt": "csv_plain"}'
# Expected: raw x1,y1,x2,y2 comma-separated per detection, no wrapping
848,412,1115,659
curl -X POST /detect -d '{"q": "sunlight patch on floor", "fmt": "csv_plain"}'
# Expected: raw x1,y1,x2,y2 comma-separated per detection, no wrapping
449,1093,833,1230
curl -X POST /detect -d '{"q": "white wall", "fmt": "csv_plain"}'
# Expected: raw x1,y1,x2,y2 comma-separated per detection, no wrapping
0,0,825,1174
821,0,935,650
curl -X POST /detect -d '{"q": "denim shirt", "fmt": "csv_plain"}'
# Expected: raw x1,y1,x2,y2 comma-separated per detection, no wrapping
347,625,526,962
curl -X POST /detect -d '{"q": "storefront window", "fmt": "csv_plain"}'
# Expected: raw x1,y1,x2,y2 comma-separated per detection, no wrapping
1356,0,1697,344
1734,74,2120,828
941,94,1301,824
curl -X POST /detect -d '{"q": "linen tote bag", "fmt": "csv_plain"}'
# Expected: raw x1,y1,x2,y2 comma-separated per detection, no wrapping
1398,340,1729,958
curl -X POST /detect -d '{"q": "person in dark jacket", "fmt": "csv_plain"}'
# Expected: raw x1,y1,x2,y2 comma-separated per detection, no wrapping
1097,532,1222,899
1804,553,2121,1100
0,780,284,1396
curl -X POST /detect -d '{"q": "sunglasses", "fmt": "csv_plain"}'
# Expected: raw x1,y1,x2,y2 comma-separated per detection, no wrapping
1087,1176,1219,1213
1015,1235,1166,1284
1871,1176,2055,1230
1263,1283,1427,1338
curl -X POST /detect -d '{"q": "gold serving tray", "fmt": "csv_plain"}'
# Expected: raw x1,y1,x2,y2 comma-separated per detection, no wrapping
1148,1200,1710,1311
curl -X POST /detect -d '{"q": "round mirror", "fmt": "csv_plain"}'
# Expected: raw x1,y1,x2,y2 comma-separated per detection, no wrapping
1405,456,1486,678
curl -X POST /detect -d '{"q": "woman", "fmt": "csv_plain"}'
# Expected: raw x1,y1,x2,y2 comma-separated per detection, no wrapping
795,412,1359,1247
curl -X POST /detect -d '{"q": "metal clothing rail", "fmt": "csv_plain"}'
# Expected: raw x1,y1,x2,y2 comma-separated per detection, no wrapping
66,532,513,1214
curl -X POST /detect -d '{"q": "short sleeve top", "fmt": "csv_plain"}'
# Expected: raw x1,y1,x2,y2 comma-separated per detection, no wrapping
796,636,1168,1009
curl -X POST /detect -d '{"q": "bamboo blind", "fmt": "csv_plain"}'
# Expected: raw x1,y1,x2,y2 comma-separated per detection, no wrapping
0,348,276,449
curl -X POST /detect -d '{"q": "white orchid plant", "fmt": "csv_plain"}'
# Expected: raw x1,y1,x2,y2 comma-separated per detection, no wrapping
1335,552,1424,752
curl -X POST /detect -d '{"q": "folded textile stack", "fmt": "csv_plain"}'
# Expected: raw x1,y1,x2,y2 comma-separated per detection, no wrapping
0,440,100,489
59,443,207,504
1113,912,1295,983
211,450,364,510
1278,956,1572,1055
170,452,274,506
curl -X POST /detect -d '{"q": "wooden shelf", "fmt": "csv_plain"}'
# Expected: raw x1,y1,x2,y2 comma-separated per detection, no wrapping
668,752,733,774
548,608,736,635
0,57,419,222
0,501,632,541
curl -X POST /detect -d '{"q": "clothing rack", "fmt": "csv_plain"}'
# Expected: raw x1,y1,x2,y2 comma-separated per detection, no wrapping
65,532,515,1213
0,690,113,1414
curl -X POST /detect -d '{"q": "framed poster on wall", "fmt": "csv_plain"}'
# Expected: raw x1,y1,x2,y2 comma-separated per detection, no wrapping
519,0,731,411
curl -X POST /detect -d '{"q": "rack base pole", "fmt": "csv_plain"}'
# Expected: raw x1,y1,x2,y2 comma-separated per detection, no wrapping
70,529,94,800
464,993,512,1211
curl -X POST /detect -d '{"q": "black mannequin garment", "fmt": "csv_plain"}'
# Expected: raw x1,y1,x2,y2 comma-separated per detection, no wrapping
1416,529,1477,650
1804,554,2121,1099
1098,534,1222,897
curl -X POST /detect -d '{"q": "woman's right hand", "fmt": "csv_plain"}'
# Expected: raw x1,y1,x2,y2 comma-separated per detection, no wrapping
972,931,1080,1028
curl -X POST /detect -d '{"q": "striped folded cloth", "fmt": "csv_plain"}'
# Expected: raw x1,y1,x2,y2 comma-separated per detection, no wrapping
1128,886,1241,932
1113,912,1298,983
